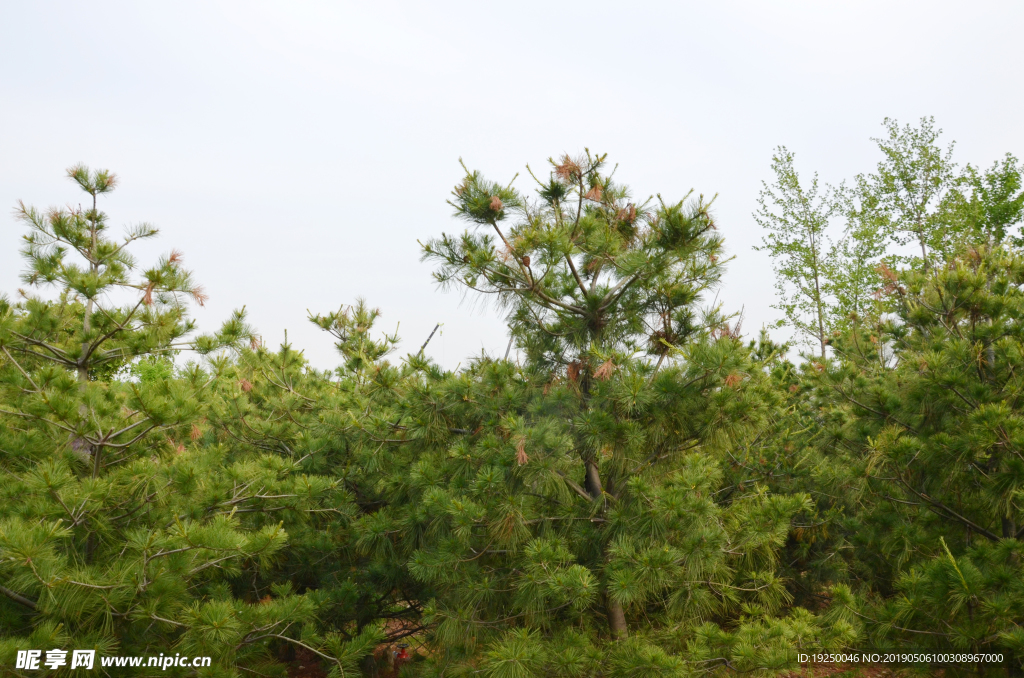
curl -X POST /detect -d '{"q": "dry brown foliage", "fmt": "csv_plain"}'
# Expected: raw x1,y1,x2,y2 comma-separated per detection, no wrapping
594,358,617,381
516,437,529,465
554,155,581,182
566,361,581,383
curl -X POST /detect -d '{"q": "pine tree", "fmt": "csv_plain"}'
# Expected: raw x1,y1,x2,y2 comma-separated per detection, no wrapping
331,152,855,675
751,119,1024,675
4,164,208,471
0,167,380,677
808,245,1024,674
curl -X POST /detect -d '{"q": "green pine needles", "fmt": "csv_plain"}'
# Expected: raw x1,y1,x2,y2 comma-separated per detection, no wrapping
2,120,1024,678
0,168,383,678
407,152,851,673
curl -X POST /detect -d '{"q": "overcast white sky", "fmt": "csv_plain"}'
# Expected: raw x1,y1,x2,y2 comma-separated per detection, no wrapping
2,1,1022,370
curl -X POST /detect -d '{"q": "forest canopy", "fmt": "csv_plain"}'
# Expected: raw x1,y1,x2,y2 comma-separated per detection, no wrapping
1,118,1023,677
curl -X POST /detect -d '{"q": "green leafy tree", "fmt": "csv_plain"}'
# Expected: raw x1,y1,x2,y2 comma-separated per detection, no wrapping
754,147,843,358
857,116,958,265
943,153,1024,247
754,147,888,359
823,215,886,340
749,118,1024,676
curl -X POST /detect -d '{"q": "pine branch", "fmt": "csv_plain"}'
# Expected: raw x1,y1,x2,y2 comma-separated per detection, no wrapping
8,333,72,362
598,269,645,313
554,470,595,503
0,584,38,610
833,386,920,434
564,253,588,297
188,554,241,576
90,294,148,345
894,474,1001,542
97,424,159,450
239,634,344,675
417,322,441,356
148,614,187,628
103,417,154,443
49,488,86,526
1,346,40,391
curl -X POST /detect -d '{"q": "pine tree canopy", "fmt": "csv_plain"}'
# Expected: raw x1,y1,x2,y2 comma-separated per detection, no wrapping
0,168,386,678
2,119,1024,677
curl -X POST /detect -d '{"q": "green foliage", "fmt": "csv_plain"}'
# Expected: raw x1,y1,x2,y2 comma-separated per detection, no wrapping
808,246,1024,659
424,150,726,370
400,153,846,674
4,122,1024,677
859,116,959,262
755,118,1024,362
0,168,381,676
945,153,1024,247
754,147,841,357
737,116,1024,674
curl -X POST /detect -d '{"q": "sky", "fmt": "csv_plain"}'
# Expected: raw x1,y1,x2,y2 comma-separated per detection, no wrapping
2,1,1022,371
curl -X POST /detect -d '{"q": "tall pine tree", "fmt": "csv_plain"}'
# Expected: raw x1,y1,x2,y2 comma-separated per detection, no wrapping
332,152,854,675
0,167,380,677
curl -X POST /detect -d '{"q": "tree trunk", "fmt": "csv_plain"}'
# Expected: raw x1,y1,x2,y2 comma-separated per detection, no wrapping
82,199,100,562
584,458,627,639
80,194,98,384
607,596,628,639
585,460,603,498
79,298,92,382
809,231,826,360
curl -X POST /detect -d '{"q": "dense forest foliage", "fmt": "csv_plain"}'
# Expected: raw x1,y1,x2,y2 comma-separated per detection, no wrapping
1,118,1023,677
